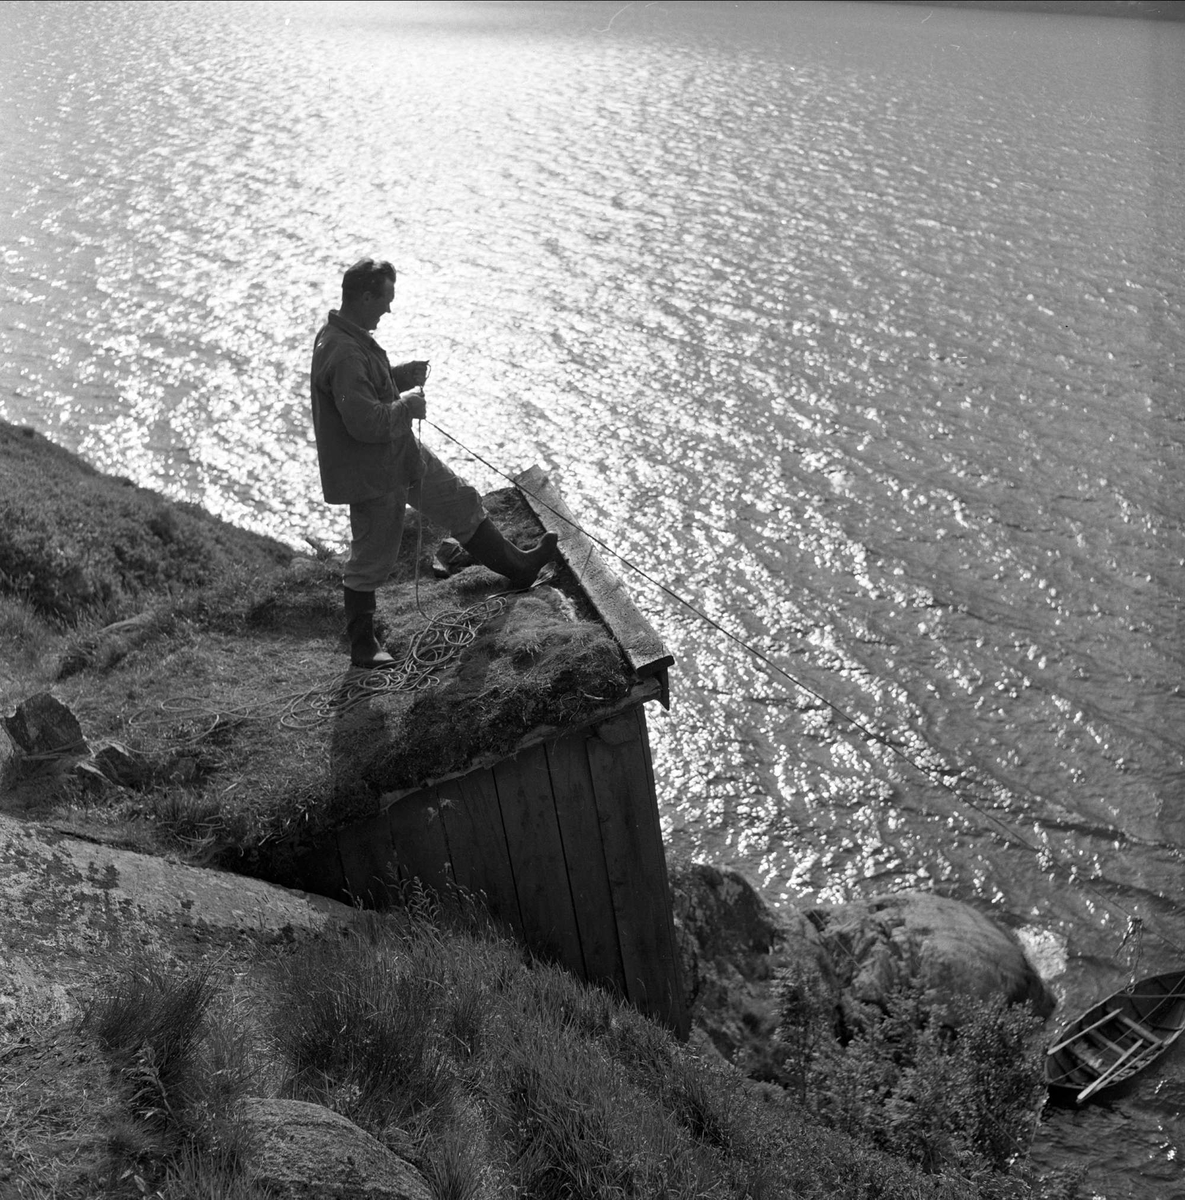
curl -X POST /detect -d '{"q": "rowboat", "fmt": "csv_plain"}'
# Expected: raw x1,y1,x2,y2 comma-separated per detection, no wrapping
1045,969,1185,1103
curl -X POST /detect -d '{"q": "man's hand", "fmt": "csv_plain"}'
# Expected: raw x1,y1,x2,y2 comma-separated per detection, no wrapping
401,388,427,420
394,359,430,388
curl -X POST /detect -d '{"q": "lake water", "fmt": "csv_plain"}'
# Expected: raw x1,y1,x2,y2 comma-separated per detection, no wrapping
2,1,1183,1192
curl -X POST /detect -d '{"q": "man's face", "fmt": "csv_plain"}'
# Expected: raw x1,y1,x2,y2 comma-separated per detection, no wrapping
358,279,395,331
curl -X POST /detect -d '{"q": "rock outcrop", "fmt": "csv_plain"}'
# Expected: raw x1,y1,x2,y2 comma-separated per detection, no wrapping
0,810,354,1035
670,861,827,1081
241,1098,432,1200
806,891,1057,1020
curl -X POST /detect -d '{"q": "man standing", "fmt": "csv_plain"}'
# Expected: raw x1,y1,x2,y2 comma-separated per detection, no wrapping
310,258,557,668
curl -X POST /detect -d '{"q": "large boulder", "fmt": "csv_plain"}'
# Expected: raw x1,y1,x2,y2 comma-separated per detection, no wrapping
670,865,1054,1085
240,1098,431,1200
805,891,1056,1020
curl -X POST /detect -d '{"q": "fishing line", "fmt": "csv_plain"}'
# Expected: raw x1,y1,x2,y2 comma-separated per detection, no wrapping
411,360,433,616
423,418,1185,961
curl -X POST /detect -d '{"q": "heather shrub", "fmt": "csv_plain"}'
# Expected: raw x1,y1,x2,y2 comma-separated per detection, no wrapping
778,962,1047,1181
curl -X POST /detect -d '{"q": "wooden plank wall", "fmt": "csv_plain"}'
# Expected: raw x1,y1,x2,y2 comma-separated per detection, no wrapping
313,702,688,1036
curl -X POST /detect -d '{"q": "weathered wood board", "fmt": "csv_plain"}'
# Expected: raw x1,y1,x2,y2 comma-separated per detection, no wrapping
585,706,684,1024
514,465,674,697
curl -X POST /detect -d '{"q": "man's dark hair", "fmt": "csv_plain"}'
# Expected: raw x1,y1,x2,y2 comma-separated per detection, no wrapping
341,258,396,299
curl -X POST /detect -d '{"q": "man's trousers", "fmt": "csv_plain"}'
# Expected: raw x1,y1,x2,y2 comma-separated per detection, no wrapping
343,446,487,591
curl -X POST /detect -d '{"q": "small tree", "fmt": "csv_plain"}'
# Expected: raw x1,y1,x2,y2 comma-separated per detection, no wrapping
777,958,834,1105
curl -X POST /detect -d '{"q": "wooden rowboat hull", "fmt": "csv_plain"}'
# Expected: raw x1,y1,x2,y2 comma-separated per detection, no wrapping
1045,969,1185,1103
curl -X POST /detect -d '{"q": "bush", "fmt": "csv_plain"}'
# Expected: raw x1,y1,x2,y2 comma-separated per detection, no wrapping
778,963,1047,1181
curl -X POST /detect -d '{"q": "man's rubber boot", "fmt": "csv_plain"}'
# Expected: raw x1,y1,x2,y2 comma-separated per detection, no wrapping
462,519,559,589
343,586,395,668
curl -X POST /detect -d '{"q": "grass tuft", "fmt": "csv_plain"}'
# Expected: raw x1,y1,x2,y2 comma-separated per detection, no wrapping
160,1141,272,1199
420,1102,494,1200
269,934,455,1131
75,954,268,1197
0,595,62,676
81,956,219,1128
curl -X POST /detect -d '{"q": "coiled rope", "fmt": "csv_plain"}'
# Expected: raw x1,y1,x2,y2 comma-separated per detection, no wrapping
284,592,510,729
151,593,510,737
152,400,504,738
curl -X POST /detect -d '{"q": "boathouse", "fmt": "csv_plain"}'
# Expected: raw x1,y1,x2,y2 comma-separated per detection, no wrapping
293,467,688,1036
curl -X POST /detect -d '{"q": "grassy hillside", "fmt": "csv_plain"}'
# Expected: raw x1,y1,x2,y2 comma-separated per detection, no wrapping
0,422,292,624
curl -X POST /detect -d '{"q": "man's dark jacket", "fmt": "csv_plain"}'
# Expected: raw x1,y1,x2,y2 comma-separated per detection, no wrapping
309,311,422,503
